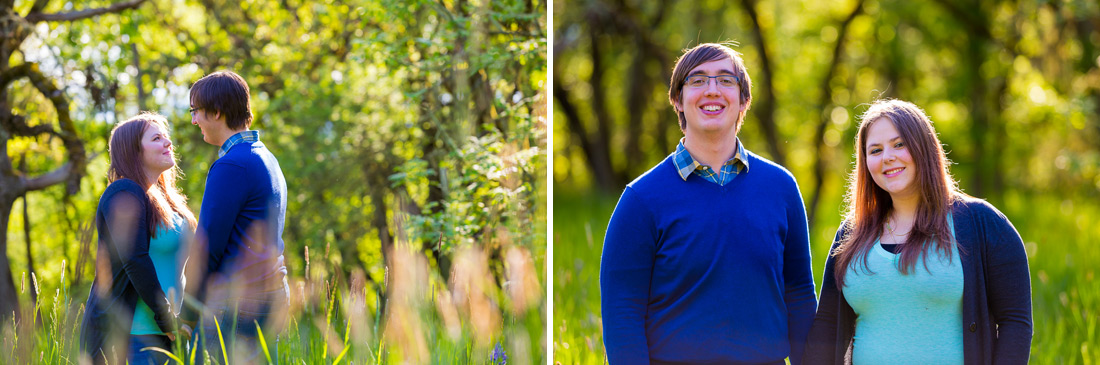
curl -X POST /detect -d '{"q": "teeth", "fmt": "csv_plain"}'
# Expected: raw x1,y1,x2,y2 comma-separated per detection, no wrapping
703,105,722,112
885,168,903,174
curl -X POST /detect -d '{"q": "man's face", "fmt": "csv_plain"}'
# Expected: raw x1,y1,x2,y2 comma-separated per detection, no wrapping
676,58,746,137
190,99,220,146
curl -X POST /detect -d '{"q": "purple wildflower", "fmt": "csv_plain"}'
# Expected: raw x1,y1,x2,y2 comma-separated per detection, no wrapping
490,341,507,365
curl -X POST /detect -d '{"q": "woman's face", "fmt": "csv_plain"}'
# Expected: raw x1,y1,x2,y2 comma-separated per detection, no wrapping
141,122,175,176
865,117,918,199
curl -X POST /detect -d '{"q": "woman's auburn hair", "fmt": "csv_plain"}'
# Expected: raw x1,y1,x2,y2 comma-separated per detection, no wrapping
107,112,197,235
832,99,967,288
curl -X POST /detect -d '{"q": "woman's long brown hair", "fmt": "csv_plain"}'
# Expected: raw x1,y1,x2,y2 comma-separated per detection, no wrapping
832,99,965,288
107,112,197,235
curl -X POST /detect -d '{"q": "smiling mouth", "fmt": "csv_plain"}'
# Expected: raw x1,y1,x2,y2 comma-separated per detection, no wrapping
884,167,904,176
701,105,724,113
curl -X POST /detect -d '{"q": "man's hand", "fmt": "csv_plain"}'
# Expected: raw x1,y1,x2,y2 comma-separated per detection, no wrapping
179,324,193,343
166,324,193,343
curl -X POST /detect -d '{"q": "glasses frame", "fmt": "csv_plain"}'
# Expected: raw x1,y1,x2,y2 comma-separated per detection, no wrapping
683,74,741,89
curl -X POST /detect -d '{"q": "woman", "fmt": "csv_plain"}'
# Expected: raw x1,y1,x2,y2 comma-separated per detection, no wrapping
80,112,196,365
804,99,1032,364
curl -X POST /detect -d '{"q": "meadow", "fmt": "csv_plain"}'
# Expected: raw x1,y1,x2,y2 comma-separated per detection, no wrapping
2,240,545,364
552,190,1100,364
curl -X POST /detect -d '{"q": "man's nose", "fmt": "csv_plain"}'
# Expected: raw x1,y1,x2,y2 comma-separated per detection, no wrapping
704,80,720,95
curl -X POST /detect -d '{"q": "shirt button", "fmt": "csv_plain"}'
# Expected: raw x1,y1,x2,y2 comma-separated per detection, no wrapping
969,322,977,332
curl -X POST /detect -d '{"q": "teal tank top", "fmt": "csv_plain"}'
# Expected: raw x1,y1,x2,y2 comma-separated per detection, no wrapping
843,213,963,364
130,212,189,335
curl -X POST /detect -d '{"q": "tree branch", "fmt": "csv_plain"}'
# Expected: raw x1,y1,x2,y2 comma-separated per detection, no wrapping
24,162,70,191
27,0,50,16
23,63,87,195
25,0,147,23
0,110,60,138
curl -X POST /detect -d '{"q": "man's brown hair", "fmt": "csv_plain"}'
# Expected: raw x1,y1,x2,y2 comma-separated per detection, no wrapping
189,70,253,130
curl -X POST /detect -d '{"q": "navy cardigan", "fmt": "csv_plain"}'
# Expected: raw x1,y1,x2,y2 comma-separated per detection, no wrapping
804,197,1032,364
80,179,177,364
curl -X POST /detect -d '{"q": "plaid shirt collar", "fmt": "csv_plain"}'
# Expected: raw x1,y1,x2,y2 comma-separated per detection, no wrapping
672,137,750,184
219,130,260,158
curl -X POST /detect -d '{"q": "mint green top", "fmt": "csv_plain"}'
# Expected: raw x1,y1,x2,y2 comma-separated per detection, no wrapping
843,214,963,364
130,212,189,335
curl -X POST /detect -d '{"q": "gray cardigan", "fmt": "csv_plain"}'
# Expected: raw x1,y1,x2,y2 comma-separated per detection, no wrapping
804,197,1032,364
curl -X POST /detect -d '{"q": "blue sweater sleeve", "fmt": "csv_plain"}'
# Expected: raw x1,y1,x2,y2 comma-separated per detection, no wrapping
782,183,817,365
104,187,176,333
978,204,1032,363
600,187,656,364
195,161,250,299
804,226,847,365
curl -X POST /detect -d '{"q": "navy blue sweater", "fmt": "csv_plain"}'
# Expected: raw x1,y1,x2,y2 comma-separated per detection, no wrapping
804,197,1033,364
80,179,177,364
188,139,288,319
601,149,817,364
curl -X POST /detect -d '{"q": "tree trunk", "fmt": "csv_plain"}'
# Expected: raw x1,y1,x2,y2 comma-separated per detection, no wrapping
807,0,864,228
740,0,786,166
22,195,38,315
966,37,988,197
0,197,19,321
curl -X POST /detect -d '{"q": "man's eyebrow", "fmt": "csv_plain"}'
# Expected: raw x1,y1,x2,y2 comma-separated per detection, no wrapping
687,69,737,77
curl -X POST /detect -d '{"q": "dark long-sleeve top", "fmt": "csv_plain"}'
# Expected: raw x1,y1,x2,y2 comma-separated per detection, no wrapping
601,149,817,364
186,136,288,321
804,197,1033,364
80,178,177,364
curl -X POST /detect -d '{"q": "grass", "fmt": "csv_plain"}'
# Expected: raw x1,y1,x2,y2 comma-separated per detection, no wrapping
553,189,1100,364
1,242,545,364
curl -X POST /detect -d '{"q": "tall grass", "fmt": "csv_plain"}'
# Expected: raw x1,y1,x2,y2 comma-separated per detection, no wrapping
1,242,545,364
553,191,1100,363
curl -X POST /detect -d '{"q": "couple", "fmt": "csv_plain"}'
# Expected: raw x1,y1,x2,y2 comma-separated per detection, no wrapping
600,43,1033,364
79,71,289,364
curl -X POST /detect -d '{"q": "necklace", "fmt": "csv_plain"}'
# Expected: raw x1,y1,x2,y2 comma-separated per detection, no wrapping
884,216,911,244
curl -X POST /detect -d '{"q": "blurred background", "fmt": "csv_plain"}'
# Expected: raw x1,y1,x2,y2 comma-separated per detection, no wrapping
553,0,1099,363
1,0,545,363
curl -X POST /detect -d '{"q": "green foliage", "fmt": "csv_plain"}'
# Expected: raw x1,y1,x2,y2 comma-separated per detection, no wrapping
4,0,546,362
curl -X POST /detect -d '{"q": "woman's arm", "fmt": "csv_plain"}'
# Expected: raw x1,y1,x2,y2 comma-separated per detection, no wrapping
979,204,1032,363
804,226,847,365
104,189,177,334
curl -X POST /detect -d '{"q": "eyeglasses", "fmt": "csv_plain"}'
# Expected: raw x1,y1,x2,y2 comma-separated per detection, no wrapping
684,74,740,89
189,107,201,116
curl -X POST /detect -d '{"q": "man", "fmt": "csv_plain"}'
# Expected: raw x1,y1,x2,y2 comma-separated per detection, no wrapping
184,70,289,361
600,43,817,364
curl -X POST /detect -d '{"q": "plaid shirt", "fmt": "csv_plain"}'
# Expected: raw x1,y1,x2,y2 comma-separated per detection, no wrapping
218,130,260,158
672,137,750,186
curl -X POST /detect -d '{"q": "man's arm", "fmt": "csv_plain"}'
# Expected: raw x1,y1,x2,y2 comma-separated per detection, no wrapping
782,186,817,365
186,161,250,316
600,187,657,364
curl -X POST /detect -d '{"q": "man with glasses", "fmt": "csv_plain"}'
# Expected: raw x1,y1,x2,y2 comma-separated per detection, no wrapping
184,70,289,363
600,43,816,364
